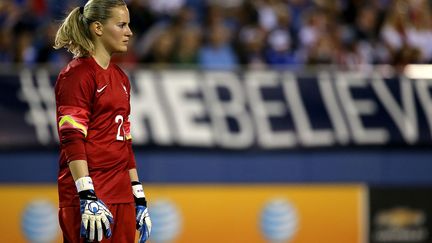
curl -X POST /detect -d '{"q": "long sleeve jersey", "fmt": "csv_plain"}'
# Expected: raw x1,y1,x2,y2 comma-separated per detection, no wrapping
55,57,136,207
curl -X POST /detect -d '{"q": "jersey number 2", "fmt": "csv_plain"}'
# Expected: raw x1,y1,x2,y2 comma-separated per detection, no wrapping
115,115,124,141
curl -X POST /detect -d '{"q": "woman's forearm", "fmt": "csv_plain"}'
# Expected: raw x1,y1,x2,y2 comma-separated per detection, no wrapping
68,160,90,181
129,168,139,182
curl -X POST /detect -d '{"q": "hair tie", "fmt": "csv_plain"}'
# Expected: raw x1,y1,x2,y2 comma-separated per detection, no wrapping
79,6,84,14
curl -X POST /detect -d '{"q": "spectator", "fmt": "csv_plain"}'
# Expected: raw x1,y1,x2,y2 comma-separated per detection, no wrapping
298,7,331,49
148,0,185,19
172,25,202,67
404,0,432,62
142,30,175,68
235,1,267,68
128,0,156,39
287,0,312,33
135,5,196,62
35,22,71,67
237,25,267,68
264,6,300,67
0,30,13,63
14,31,37,65
306,31,337,64
352,5,381,64
198,22,238,70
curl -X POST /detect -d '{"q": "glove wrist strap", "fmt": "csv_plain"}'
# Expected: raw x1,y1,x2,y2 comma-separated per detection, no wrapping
75,176,94,192
78,189,97,200
132,181,145,198
132,181,147,207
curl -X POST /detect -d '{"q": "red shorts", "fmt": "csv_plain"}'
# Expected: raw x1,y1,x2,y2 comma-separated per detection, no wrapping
59,203,136,243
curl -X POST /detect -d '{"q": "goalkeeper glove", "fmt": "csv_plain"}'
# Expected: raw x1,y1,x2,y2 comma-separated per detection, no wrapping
76,176,114,242
132,181,152,243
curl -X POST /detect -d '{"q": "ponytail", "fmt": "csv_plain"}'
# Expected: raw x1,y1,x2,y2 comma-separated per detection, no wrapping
53,7,94,58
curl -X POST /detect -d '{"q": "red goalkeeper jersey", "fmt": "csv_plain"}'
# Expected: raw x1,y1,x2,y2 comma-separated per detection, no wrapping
55,57,136,207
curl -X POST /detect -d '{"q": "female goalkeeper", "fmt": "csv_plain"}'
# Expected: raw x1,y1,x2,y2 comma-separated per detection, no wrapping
53,0,151,242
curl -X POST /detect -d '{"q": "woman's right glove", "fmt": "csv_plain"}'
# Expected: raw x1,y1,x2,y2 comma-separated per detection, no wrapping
76,176,114,242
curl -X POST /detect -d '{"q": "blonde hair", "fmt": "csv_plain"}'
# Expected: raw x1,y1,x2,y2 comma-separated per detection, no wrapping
53,0,126,58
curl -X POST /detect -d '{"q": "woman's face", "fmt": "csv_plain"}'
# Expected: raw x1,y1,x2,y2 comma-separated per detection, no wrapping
100,5,133,54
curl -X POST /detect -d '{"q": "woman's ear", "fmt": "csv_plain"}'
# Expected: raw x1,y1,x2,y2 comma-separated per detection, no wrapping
90,21,103,37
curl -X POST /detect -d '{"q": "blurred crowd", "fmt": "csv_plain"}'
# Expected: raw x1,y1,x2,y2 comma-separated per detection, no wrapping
1,0,432,70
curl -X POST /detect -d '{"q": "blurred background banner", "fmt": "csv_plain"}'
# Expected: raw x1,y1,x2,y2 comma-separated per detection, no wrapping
0,184,366,243
2,66,432,185
2,67,432,149
0,185,61,243
368,187,432,243
2,184,432,243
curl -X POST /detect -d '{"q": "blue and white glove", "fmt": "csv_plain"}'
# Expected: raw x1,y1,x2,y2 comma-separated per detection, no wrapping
76,176,114,242
132,181,152,243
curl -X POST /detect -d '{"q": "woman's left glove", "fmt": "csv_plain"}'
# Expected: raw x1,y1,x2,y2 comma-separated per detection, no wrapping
132,181,152,243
